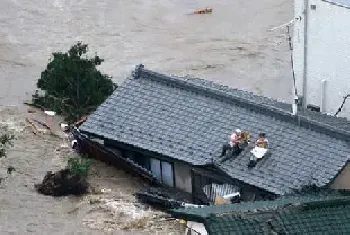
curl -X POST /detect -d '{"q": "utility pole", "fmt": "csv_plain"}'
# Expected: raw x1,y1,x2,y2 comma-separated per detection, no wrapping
302,0,309,109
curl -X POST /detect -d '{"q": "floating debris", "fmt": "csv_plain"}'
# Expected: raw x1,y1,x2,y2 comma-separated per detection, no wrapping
192,8,212,15
7,166,15,174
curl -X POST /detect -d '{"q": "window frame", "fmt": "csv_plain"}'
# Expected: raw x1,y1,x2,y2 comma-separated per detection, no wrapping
149,157,176,187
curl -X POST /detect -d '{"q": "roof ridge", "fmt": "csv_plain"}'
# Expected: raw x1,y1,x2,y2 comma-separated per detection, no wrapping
169,194,350,222
132,64,350,141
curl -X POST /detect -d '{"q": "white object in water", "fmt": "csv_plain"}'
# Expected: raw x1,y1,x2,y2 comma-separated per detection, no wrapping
44,111,56,116
60,123,69,131
44,111,56,127
71,139,78,148
100,188,112,193
60,143,69,148
250,147,268,159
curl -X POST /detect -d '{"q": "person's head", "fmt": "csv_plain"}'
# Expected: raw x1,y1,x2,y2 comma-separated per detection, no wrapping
235,129,242,134
258,133,266,138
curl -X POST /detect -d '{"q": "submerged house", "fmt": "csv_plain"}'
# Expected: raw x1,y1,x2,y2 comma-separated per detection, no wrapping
170,193,350,234
79,64,350,203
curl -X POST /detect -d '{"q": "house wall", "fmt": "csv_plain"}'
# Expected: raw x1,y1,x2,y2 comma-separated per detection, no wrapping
293,0,350,118
174,161,192,193
240,184,264,201
331,162,350,189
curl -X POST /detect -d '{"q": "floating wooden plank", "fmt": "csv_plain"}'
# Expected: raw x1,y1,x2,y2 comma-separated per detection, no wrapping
25,117,38,135
193,8,212,15
32,119,51,130
74,116,87,126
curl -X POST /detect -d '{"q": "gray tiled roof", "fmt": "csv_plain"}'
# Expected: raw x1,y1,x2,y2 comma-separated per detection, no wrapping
170,193,349,222
203,197,350,235
80,65,350,195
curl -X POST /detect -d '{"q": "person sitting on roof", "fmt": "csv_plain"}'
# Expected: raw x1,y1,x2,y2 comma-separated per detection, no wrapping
255,133,268,149
248,133,269,168
221,129,243,157
230,129,242,147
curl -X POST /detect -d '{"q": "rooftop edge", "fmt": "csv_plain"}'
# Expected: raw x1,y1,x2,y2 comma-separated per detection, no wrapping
132,64,350,142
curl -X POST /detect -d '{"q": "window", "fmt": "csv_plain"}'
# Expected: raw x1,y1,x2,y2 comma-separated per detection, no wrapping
161,161,174,187
149,158,175,187
150,158,162,181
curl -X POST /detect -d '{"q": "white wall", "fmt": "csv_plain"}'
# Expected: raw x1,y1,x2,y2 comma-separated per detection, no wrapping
293,0,350,118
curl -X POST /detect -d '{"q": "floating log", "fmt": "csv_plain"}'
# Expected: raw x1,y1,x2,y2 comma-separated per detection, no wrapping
74,116,87,126
32,119,51,130
25,117,38,135
193,8,212,14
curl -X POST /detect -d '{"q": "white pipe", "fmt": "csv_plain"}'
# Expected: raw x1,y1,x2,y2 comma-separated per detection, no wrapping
320,79,327,112
292,95,299,115
302,0,309,108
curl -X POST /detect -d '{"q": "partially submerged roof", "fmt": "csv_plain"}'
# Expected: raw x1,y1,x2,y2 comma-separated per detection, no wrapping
169,193,349,222
203,196,350,234
80,64,350,195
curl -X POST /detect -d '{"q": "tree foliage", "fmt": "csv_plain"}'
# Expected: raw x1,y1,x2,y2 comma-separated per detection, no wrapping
32,42,117,122
67,156,93,177
0,126,14,158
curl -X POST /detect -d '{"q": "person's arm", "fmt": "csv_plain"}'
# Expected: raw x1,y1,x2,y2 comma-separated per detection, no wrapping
256,139,267,145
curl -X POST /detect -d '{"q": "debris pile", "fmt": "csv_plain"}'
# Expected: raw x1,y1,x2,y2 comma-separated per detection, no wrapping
136,186,193,210
83,196,184,233
35,168,88,196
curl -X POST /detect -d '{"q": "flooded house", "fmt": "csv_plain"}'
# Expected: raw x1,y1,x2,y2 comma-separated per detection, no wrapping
170,193,350,234
77,64,350,204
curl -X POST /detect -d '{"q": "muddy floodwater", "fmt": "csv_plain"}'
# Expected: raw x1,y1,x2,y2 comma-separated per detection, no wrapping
0,0,292,233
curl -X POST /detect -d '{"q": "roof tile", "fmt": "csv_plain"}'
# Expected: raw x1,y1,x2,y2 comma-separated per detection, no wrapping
80,65,350,194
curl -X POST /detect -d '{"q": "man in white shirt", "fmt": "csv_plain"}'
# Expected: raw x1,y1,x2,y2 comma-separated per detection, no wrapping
248,133,269,167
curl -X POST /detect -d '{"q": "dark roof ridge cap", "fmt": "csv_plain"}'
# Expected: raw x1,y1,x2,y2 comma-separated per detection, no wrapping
133,65,350,141
300,196,350,209
136,66,289,112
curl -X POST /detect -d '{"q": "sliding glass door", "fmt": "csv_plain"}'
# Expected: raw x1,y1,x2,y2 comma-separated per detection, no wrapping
149,158,174,187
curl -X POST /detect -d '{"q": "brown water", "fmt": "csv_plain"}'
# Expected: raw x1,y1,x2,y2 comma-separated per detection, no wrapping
0,0,293,233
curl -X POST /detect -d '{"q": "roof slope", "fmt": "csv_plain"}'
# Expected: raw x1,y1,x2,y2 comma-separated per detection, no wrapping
80,65,350,195
169,194,349,222
204,197,350,234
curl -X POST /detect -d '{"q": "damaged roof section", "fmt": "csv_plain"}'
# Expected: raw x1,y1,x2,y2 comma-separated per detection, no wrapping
203,196,350,234
80,64,350,195
169,192,350,222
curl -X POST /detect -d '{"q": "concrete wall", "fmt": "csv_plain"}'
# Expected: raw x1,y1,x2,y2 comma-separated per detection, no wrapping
174,161,192,193
293,0,350,118
332,162,350,189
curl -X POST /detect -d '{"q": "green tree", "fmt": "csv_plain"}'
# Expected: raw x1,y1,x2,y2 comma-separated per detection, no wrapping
0,126,14,158
0,127,15,184
32,42,117,122
67,156,93,177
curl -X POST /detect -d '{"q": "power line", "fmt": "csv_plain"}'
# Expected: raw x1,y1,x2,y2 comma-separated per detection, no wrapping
334,94,350,116
269,17,301,100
